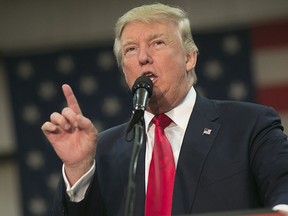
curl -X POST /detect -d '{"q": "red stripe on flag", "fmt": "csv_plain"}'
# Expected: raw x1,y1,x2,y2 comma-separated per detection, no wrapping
251,19,288,49
256,84,288,112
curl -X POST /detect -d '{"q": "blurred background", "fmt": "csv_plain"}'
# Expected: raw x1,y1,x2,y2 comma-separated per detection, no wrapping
0,0,287,215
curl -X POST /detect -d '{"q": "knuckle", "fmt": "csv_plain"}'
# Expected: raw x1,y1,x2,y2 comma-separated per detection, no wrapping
62,107,72,115
41,122,47,131
50,112,58,120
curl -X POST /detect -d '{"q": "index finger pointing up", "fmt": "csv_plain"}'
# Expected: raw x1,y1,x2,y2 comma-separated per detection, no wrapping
62,84,82,115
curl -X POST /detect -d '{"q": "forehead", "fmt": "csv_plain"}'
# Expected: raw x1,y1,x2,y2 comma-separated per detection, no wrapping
120,21,179,42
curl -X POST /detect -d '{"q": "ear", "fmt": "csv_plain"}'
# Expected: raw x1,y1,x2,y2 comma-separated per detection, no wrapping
185,52,197,72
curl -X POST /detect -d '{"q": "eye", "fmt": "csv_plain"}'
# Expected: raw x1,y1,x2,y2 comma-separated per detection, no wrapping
153,40,164,46
124,46,137,55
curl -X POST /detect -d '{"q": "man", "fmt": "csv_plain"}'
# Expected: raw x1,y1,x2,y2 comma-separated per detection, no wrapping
41,3,288,216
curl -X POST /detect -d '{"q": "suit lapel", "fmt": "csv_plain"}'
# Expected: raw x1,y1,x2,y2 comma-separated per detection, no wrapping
172,95,220,214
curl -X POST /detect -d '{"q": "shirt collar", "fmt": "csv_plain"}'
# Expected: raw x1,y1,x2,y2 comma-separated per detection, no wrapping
144,86,197,132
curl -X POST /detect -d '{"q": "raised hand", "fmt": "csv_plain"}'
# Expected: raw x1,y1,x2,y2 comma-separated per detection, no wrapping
41,84,98,185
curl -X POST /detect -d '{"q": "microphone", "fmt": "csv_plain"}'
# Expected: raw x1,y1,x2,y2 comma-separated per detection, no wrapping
126,75,153,134
132,75,153,113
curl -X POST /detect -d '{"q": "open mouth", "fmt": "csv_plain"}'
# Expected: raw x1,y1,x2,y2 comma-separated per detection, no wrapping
144,72,156,81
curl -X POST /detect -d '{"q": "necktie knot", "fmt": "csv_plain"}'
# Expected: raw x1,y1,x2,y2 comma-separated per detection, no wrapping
152,114,172,129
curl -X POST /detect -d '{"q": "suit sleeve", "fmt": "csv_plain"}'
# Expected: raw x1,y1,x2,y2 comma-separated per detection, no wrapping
250,106,288,206
50,168,106,216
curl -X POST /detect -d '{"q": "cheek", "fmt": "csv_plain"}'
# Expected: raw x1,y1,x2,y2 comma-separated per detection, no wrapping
165,56,187,77
122,58,142,86
122,57,138,73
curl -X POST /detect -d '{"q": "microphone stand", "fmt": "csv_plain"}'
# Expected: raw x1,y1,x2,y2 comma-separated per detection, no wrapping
125,117,145,216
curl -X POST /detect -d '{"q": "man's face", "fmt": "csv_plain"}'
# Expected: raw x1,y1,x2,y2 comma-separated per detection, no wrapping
120,21,196,114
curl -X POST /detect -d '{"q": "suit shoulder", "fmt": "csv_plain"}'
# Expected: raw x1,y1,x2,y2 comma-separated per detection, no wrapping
202,97,285,137
211,99,276,114
195,95,281,124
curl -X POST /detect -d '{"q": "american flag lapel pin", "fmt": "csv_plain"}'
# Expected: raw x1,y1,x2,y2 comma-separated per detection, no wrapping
202,128,212,135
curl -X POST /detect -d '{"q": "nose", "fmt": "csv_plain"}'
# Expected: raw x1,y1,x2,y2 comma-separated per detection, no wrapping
138,47,153,65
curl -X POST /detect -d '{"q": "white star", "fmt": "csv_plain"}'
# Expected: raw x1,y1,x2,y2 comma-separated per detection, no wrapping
47,172,60,190
203,60,223,80
102,96,122,117
195,85,207,97
57,55,74,75
38,81,57,101
92,119,104,132
22,104,41,124
222,35,241,55
79,75,98,95
96,51,115,71
28,196,47,215
26,150,45,170
228,81,247,101
17,61,34,80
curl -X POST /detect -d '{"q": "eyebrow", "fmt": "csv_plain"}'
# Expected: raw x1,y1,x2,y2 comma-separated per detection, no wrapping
147,33,164,41
122,33,165,47
122,40,137,48
147,33,174,44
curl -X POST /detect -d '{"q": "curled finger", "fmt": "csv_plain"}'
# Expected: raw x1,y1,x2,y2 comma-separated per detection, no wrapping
41,121,57,134
50,112,71,130
61,107,78,128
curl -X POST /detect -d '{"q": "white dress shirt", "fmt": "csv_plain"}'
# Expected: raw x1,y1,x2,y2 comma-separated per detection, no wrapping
143,86,196,190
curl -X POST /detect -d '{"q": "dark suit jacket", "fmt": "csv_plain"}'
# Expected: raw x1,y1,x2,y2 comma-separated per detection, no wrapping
51,94,288,216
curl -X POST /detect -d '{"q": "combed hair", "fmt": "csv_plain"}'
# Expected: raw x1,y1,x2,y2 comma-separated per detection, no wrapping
113,3,199,81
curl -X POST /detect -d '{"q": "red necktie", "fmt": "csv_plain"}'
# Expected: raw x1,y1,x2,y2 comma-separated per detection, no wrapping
145,114,176,216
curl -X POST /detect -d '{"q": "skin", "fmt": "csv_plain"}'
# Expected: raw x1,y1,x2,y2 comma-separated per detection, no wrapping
41,20,197,186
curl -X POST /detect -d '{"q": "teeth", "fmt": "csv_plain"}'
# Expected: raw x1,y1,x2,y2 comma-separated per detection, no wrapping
145,73,153,78
144,72,156,81
145,74,155,81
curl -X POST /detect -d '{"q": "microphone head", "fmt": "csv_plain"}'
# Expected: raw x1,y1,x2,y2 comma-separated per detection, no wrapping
132,75,153,97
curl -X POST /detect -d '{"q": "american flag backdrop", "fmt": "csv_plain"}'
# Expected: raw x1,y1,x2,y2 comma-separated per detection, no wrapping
3,19,288,216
